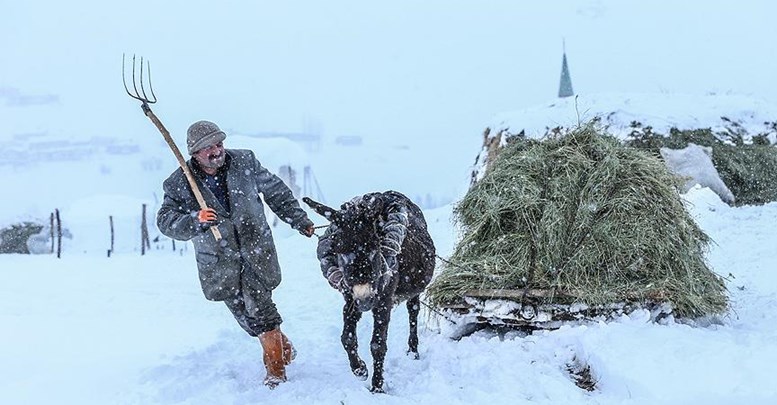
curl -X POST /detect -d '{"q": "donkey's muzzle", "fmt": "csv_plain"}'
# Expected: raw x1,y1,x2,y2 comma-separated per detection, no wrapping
352,284,375,312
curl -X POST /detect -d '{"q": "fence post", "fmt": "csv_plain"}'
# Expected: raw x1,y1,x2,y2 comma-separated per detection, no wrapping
141,204,150,255
55,209,62,258
108,215,115,257
50,212,55,254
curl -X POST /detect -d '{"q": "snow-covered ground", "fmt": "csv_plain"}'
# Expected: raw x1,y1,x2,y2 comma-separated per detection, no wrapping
3,1,777,403
1,186,776,404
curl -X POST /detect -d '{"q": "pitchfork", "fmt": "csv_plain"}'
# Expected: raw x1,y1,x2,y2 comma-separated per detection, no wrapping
123,54,222,241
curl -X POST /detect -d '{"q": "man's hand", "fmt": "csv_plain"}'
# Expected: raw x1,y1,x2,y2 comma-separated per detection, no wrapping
301,224,315,237
299,220,315,237
197,208,218,224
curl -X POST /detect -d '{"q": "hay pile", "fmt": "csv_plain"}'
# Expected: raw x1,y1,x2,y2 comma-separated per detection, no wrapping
428,124,728,318
0,222,44,254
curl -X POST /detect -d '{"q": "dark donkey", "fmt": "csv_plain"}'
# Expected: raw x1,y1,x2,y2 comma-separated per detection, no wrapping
304,191,436,393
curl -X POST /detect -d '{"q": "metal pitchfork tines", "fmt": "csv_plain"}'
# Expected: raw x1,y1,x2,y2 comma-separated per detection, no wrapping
122,54,157,113
122,53,222,241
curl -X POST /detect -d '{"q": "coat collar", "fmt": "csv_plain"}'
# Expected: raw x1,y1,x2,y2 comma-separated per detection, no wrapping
188,151,233,217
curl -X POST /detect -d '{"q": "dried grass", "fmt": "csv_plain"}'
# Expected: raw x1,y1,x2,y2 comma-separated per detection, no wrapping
428,124,728,318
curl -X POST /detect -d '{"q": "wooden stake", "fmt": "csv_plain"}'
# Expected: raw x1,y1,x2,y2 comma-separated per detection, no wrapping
49,212,55,254
108,215,114,257
55,209,62,258
141,204,150,255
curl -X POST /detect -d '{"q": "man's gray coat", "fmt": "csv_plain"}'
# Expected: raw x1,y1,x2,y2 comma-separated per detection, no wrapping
157,149,311,301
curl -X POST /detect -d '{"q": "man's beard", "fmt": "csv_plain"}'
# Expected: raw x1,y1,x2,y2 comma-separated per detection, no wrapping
200,151,225,169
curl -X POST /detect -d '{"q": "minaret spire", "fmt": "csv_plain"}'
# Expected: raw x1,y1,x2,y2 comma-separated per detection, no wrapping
558,40,574,98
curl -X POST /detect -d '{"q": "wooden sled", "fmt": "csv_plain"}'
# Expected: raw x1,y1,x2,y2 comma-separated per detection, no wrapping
437,288,672,339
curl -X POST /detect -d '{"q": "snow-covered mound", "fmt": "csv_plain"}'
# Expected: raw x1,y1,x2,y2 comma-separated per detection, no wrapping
488,93,777,143
471,93,777,205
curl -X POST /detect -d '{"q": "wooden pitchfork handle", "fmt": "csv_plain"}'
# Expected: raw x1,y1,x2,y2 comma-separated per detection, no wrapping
122,54,221,241
141,104,223,241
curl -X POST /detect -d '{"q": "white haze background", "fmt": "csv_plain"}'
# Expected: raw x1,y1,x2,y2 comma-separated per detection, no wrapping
1,1,777,404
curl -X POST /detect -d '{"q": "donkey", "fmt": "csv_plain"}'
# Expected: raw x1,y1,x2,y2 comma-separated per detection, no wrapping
304,192,436,393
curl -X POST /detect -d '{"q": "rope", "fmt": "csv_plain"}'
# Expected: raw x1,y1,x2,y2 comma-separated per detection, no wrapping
419,297,459,325
311,224,329,238
434,253,472,272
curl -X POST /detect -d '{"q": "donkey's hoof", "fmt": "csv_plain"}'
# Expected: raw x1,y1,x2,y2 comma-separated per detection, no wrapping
352,361,368,380
370,385,386,394
407,350,420,360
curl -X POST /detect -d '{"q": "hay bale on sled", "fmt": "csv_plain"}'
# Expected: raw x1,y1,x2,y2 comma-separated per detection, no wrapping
428,123,728,331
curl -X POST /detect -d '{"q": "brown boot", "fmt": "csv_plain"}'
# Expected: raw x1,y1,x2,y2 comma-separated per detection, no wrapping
280,330,297,366
258,328,287,388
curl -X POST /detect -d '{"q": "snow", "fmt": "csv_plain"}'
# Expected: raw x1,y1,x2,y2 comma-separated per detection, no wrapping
488,93,777,142
3,1,777,404
660,143,736,204
2,187,777,404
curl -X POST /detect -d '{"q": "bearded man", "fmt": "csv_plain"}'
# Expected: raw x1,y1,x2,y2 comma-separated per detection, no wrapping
157,120,314,387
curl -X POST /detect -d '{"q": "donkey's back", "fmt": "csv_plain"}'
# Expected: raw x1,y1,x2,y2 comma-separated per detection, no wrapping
388,191,436,302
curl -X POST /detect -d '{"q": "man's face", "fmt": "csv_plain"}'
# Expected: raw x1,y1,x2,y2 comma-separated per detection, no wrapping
193,141,225,170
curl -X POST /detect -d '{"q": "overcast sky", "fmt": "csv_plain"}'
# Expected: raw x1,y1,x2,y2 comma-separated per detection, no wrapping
1,0,775,149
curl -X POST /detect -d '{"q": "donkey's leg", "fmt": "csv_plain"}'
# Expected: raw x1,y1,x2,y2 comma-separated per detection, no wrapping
369,303,392,393
406,295,421,359
342,296,368,379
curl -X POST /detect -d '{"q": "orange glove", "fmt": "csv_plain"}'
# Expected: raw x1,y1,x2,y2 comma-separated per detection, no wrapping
302,224,315,237
197,208,218,224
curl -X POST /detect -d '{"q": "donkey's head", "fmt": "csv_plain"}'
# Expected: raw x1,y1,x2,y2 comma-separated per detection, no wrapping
304,196,393,312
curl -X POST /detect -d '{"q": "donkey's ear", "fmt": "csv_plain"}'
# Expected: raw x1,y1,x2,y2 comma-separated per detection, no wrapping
303,197,341,223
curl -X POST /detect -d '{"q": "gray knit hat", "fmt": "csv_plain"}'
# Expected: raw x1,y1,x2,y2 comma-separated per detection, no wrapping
187,120,226,154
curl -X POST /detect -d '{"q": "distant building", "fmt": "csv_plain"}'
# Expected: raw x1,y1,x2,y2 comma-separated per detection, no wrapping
12,131,48,141
334,135,363,146
239,131,322,152
105,144,141,155
2,133,143,165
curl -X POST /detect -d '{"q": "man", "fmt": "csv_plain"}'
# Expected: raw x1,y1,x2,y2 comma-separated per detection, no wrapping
157,120,315,388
